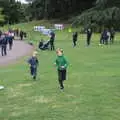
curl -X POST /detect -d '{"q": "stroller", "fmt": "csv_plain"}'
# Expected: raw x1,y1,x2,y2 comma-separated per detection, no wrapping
39,40,50,50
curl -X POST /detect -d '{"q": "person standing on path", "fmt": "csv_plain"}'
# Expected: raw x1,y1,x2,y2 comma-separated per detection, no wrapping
1,35,8,56
5,33,13,50
20,30,24,40
54,48,68,90
28,51,39,80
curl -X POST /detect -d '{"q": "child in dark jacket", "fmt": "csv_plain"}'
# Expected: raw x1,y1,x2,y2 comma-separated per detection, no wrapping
28,51,39,80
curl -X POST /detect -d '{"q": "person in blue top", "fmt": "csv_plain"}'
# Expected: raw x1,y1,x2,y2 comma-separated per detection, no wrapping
102,29,109,45
28,51,39,80
5,33,13,50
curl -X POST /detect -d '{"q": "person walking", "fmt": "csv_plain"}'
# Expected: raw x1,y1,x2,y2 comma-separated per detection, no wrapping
1,35,7,56
55,49,68,90
5,33,13,50
28,51,39,80
72,32,78,47
20,30,24,40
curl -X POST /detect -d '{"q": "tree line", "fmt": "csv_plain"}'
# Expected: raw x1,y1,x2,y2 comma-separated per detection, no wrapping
0,0,120,29
73,0,120,30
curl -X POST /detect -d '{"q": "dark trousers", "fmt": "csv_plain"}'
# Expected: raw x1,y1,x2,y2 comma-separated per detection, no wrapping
87,36,91,46
9,43,12,50
110,36,114,44
104,38,108,45
73,39,77,47
9,41,13,50
100,38,104,44
20,35,23,40
1,45,7,56
58,69,66,89
30,66,37,79
50,41,55,51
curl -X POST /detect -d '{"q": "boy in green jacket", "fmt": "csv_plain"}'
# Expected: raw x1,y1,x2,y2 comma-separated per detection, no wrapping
55,48,68,90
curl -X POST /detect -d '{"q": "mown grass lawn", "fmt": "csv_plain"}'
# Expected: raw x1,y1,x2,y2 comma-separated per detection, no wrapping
0,21,120,120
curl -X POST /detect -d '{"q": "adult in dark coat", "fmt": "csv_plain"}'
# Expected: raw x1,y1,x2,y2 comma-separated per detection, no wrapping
86,28,92,46
20,30,24,40
1,35,8,56
72,32,78,47
110,28,115,44
50,31,55,51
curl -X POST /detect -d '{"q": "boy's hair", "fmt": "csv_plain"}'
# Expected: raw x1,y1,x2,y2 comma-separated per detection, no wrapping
56,48,63,54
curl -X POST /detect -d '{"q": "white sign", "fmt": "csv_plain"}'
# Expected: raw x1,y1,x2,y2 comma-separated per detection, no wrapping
34,26,45,31
54,24,64,30
42,29,52,35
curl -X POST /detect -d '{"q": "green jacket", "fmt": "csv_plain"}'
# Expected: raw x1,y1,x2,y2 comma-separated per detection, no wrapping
55,55,68,70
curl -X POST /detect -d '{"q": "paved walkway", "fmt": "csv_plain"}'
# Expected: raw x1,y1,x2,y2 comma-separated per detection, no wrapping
0,40,34,66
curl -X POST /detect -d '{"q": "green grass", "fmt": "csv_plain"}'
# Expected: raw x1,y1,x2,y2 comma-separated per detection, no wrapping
0,21,120,120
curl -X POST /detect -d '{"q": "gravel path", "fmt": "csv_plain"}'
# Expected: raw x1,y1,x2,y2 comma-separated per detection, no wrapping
0,40,34,66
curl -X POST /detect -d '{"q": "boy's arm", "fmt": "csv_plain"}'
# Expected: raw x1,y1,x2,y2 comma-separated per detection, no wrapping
64,57,68,68
54,59,58,66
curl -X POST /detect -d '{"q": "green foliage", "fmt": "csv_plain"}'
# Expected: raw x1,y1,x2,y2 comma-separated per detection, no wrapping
26,0,95,20
0,0,26,25
73,0,120,30
0,8,4,22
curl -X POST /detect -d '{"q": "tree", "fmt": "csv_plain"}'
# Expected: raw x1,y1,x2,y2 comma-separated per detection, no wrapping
0,8,4,22
0,0,26,24
26,0,95,20
72,0,120,30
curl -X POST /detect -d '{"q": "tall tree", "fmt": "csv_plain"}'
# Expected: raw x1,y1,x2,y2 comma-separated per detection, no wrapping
26,0,95,20
0,0,26,24
73,0,120,29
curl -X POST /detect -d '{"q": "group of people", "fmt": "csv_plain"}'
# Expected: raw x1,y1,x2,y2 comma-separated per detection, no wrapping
38,31,56,51
0,31,14,56
72,28,115,47
100,28,115,45
0,28,27,57
28,27,116,90
14,28,27,40
28,48,68,90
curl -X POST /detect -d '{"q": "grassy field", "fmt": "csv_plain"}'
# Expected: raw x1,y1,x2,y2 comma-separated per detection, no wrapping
0,21,120,120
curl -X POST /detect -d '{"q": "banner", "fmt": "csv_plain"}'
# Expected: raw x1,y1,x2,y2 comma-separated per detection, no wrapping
54,24,64,30
34,26,45,31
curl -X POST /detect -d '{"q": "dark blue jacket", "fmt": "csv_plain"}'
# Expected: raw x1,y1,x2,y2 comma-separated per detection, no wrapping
6,36,13,44
50,32,55,42
1,37,7,46
28,57,39,68
102,30,109,40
